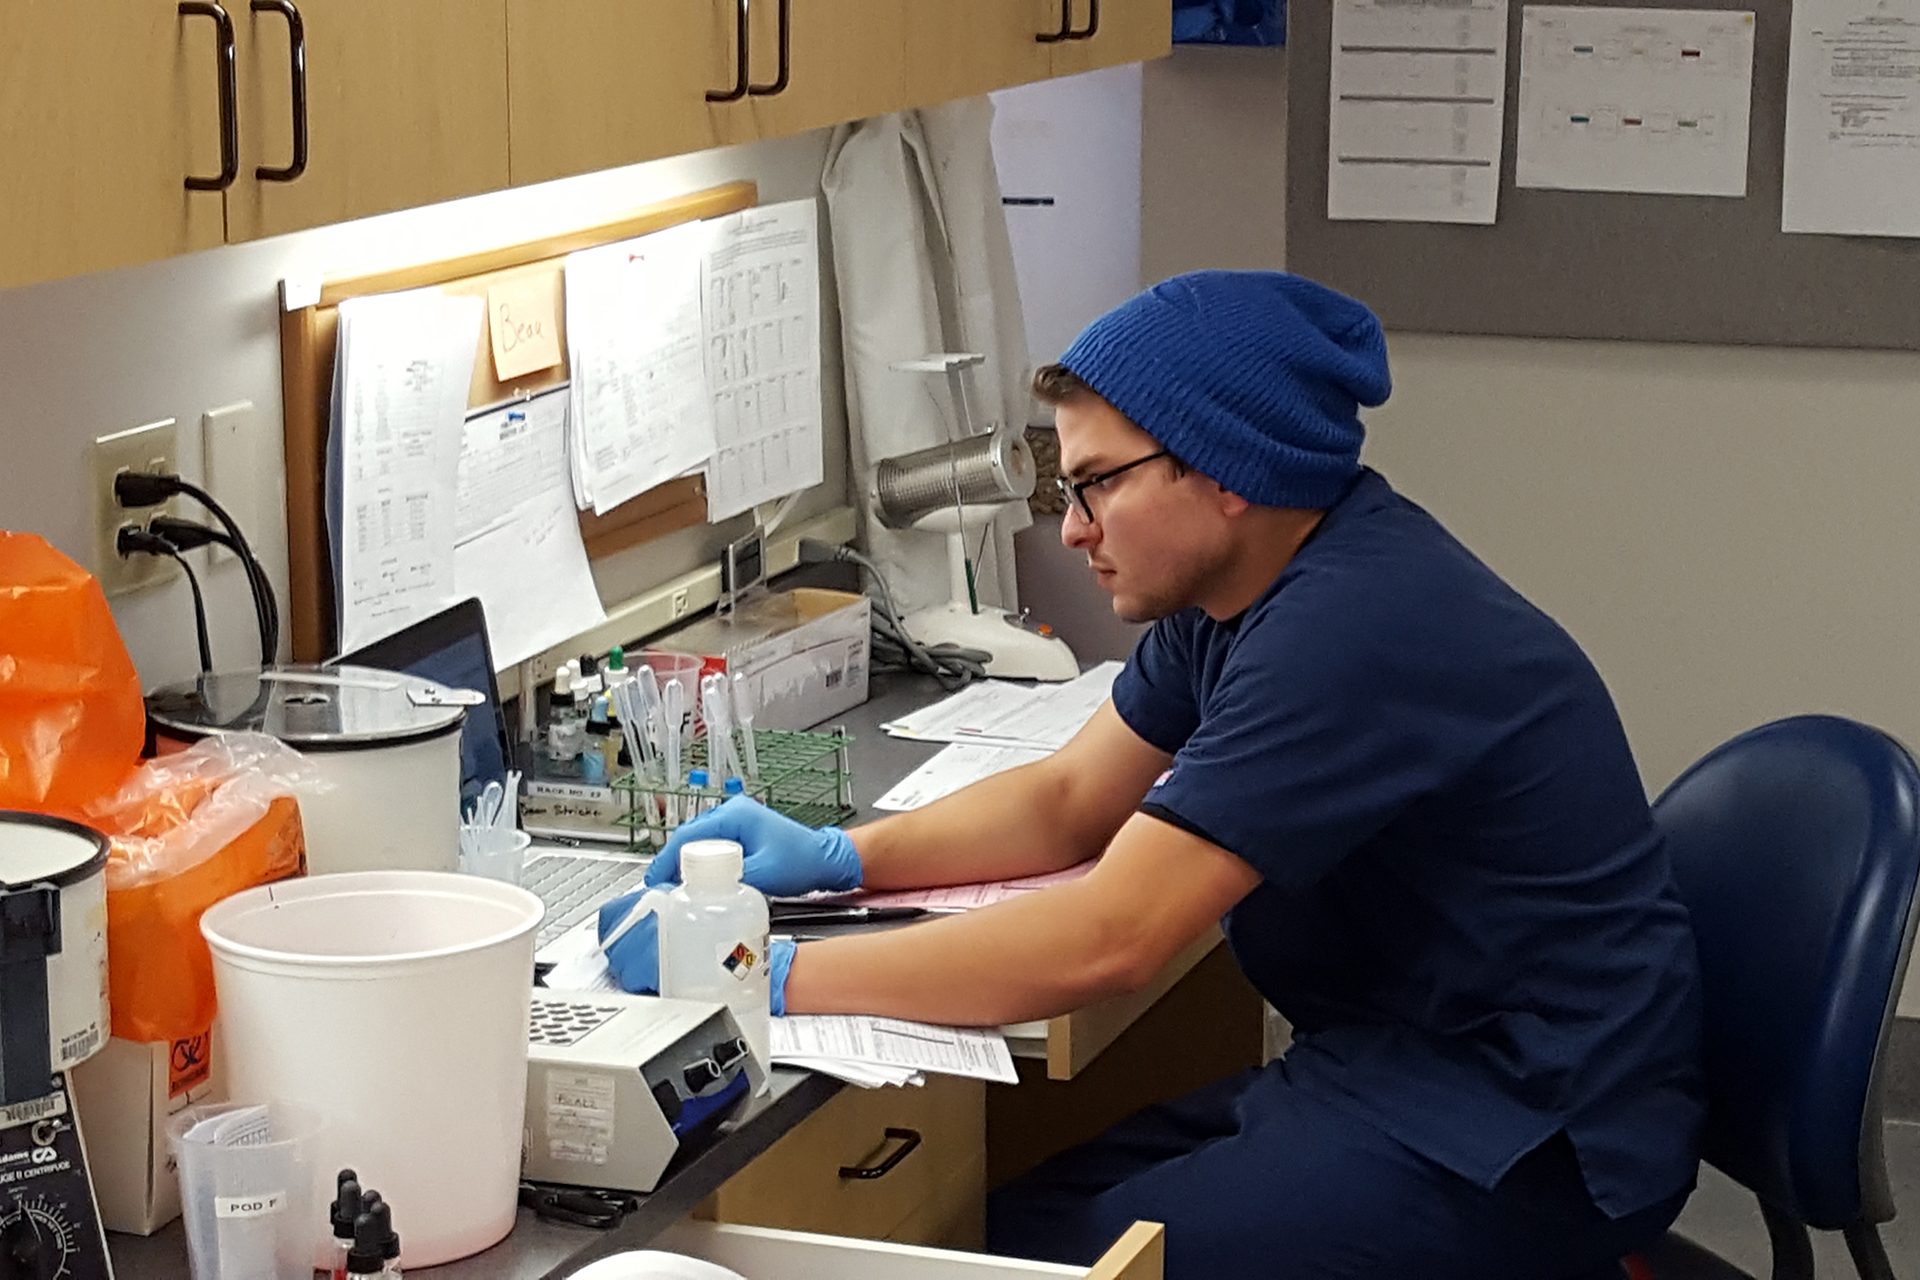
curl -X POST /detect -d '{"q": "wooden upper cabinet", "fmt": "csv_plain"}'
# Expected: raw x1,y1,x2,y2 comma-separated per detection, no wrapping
507,0,753,189
904,1,1057,107
0,0,1172,292
225,0,511,242
736,0,908,138
0,1,227,289
1043,0,1170,77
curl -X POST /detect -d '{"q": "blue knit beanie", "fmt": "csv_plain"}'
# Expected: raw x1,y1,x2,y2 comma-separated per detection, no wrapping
1057,271,1392,509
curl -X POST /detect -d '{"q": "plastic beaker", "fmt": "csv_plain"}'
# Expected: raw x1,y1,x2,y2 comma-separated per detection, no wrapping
458,825,531,886
636,651,707,727
169,1101,324,1280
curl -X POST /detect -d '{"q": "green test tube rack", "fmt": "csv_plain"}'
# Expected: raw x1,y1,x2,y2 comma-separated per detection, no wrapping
610,725,855,849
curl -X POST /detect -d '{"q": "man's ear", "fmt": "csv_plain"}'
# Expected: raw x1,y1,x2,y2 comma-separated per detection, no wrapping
1213,481,1251,519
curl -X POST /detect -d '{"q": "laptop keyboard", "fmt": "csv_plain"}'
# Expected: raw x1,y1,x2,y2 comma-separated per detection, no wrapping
525,852,652,950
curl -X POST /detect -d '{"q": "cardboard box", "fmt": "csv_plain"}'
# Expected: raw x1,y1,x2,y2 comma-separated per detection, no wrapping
657,589,871,731
68,1031,216,1235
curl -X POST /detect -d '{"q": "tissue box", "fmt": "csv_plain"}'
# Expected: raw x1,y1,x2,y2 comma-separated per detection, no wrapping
69,1031,217,1234
657,589,871,731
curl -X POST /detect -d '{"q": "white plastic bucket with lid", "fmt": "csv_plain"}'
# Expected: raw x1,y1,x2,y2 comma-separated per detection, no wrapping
146,666,466,876
200,871,542,1267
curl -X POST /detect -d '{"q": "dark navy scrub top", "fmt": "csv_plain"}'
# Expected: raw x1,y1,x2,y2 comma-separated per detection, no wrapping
1112,468,1704,1218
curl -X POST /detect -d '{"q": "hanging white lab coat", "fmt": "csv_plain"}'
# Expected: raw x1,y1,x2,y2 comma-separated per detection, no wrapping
822,99,1033,616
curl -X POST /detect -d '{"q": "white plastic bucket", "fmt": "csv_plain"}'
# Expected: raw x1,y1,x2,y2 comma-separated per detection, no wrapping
200,872,543,1267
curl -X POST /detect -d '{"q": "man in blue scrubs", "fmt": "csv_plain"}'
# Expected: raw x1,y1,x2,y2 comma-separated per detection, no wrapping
613,271,1705,1277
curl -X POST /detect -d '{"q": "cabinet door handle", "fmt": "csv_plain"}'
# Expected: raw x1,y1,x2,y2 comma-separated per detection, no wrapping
1037,0,1074,43
251,0,307,181
708,0,751,102
748,0,790,96
838,1127,922,1180
179,1,239,191
1070,0,1100,39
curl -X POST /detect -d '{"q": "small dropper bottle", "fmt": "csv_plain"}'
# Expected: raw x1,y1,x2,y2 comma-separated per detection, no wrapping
329,1175,361,1280
347,1204,390,1277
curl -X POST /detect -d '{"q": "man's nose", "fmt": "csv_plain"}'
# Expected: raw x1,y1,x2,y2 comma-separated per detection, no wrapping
1061,503,1095,550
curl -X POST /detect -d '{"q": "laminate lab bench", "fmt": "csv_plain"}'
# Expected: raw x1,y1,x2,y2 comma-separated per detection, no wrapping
111,673,1264,1279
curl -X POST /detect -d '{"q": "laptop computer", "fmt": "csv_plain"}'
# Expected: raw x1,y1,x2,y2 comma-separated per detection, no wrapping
334,598,651,958
335,597,512,810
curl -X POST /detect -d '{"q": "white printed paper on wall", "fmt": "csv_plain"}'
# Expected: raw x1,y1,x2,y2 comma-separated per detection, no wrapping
453,388,606,667
563,221,716,516
1328,0,1511,224
1783,0,1920,237
332,290,481,652
1516,7,1756,197
701,200,824,519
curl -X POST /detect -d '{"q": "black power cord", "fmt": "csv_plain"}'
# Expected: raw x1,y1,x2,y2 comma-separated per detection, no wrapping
116,526,214,673
796,537,991,689
114,472,277,664
147,513,281,665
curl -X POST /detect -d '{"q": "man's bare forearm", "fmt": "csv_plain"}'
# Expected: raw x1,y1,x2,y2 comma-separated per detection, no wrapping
782,881,1148,1024
851,758,1114,890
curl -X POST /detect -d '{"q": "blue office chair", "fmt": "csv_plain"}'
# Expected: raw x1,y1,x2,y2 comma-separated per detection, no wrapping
1646,715,1920,1280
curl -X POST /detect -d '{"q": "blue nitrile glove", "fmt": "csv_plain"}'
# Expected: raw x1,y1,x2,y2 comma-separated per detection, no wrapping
645,796,861,897
768,937,797,1016
597,890,662,994
594,888,799,1013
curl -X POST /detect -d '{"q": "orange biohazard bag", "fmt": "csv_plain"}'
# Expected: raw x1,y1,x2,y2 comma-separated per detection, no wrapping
0,532,145,818
84,734,313,1043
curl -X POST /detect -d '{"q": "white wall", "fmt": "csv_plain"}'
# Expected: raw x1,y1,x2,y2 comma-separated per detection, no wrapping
992,65,1145,401
0,132,849,692
1141,46,1289,278
1139,45,1920,1017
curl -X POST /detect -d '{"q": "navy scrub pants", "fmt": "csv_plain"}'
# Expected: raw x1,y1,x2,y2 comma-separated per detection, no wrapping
986,1063,1691,1280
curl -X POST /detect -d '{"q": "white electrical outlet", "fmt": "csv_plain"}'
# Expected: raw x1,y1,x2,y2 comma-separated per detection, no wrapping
93,419,181,596
201,401,261,567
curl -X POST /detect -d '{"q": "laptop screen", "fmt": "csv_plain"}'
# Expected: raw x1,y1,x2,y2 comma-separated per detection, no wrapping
334,599,513,811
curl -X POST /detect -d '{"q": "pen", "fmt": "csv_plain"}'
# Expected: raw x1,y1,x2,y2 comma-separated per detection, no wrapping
765,905,953,926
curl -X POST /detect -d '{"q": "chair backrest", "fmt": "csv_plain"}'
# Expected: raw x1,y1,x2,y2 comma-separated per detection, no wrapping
1652,715,1920,1229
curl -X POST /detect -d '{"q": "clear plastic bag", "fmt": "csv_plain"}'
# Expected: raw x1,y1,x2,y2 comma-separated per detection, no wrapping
84,734,317,1042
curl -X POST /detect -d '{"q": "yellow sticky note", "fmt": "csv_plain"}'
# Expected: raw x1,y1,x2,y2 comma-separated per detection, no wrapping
487,275,563,381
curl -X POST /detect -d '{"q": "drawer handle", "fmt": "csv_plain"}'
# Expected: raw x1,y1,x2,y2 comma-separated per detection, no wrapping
838,1127,922,1180
1037,0,1074,43
748,0,790,96
180,1,239,192
1070,0,1100,40
251,0,308,182
708,0,751,102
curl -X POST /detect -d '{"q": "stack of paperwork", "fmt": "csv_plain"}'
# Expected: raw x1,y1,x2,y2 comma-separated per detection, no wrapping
563,221,714,517
771,1016,1018,1089
874,662,1123,811
561,200,823,521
